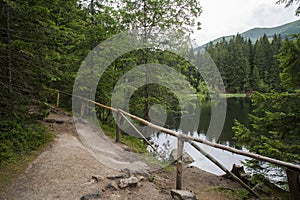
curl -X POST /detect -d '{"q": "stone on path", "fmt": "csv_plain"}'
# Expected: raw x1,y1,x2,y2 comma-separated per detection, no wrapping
171,190,197,200
80,191,102,200
107,173,129,180
119,176,139,189
105,182,119,191
92,175,104,182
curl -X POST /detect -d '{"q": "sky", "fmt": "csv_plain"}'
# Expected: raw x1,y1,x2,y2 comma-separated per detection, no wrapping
193,0,299,46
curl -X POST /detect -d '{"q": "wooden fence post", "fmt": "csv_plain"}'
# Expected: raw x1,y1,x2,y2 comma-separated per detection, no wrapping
56,90,60,108
286,168,300,200
176,137,184,190
80,100,86,118
115,112,120,143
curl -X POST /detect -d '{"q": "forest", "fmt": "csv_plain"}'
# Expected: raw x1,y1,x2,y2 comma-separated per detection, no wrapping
0,0,299,191
204,34,283,93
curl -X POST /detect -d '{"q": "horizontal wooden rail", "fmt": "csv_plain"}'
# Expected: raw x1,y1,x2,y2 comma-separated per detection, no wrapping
117,109,300,171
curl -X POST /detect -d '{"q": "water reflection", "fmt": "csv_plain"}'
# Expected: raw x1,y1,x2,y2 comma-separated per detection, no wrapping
147,97,251,175
198,97,251,143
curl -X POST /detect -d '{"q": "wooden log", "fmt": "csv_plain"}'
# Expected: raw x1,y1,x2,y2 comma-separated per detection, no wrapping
176,138,184,190
188,141,260,198
286,168,300,200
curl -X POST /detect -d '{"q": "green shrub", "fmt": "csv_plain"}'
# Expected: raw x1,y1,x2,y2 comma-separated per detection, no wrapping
0,120,53,165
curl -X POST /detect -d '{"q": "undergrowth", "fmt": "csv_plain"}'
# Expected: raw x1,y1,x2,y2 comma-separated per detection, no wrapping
0,120,54,195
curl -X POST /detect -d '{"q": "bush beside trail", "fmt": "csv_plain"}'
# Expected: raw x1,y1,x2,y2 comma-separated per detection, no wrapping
0,120,53,166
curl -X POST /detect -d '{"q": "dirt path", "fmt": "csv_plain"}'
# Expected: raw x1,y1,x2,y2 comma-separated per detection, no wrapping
5,110,242,200
75,120,148,172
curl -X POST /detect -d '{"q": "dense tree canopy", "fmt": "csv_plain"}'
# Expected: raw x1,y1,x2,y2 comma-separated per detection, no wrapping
203,34,282,93
277,34,300,89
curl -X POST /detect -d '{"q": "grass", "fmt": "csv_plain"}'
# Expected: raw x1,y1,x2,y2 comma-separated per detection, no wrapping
100,122,147,154
210,187,249,200
211,184,290,200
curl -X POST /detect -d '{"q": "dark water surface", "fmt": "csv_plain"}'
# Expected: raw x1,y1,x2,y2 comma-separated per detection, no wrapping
199,97,251,143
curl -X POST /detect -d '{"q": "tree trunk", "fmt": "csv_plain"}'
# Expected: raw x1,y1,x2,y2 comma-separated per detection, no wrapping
6,5,12,93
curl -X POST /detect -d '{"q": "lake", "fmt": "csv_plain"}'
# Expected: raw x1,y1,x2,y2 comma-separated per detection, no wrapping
147,97,252,175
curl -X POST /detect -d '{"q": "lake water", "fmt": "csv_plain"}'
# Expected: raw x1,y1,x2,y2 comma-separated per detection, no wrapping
147,97,252,175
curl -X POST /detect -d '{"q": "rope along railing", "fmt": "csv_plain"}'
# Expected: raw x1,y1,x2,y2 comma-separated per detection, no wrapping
50,88,300,199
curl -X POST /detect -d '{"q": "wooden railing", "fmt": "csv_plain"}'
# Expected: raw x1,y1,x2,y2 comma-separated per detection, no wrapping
52,89,300,199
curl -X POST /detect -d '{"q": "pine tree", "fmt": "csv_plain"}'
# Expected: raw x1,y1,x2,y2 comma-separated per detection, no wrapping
253,35,269,91
277,34,300,89
225,35,250,92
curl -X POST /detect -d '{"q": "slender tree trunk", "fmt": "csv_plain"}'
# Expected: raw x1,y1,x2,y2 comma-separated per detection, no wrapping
90,0,96,49
143,1,150,121
145,52,150,121
6,5,12,93
90,0,95,21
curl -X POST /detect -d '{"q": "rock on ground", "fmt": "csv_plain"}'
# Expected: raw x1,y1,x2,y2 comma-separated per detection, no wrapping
169,149,195,164
171,190,197,200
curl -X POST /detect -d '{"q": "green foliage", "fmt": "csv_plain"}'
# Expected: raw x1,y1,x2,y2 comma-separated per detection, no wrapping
253,34,282,91
277,34,300,89
233,92,300,181
0,120,53,165
204,33,283,93
234,91,300,161
236,34,299,146
119,0,202,34
0,0,86,116
233,33,300,186
95,49,199,127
